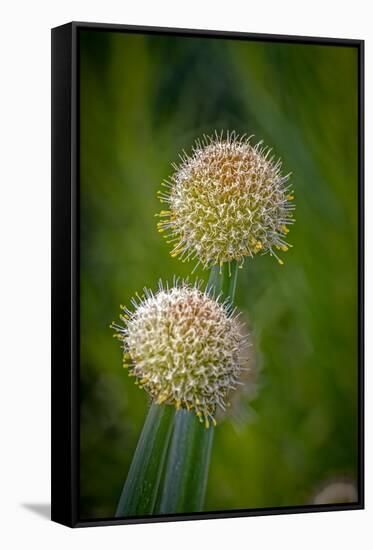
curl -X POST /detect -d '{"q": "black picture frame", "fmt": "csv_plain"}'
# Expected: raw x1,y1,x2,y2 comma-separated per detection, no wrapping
51,21,365,528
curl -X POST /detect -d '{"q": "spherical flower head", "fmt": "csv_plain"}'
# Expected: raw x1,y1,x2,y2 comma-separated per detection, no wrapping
111,282,249,427
157,131,295,269
312,480,358,505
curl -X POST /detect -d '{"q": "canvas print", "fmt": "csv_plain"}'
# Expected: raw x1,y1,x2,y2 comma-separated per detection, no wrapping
78,27,361,521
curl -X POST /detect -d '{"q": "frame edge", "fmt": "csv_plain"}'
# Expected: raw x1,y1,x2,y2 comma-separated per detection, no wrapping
51,22,75,528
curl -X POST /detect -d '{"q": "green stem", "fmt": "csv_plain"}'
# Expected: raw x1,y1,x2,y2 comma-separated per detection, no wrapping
158,410,214,513
227,260,238,303
115,403,175,517
156,260,239,514
207,260,238,304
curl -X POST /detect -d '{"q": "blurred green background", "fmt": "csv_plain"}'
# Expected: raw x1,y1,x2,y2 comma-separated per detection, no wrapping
79,29,359,520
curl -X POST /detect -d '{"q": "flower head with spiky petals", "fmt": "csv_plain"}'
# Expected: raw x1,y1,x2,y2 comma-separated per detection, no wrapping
157,131,295,270
111,281,250,427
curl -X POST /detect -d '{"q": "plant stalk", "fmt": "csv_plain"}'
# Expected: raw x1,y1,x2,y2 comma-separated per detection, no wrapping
158,409,214,513
156,260,239,514
115,403,175,517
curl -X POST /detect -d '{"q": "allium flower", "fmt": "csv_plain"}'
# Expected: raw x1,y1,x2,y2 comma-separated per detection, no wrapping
157,131,295,269
312,480,358,505
111,281,249,427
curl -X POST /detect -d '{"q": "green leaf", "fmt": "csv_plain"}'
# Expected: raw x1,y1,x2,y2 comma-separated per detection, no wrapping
115,403,175,517
156,260,240,514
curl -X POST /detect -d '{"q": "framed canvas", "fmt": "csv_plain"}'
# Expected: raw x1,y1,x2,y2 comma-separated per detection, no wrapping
51,21,364,528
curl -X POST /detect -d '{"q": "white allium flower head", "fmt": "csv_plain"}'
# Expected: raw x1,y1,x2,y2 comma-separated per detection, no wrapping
312,481,358,505
157,131,295,269
111,281,250,427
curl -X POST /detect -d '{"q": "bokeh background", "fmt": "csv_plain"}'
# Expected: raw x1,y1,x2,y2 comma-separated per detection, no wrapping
79,29,359,520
